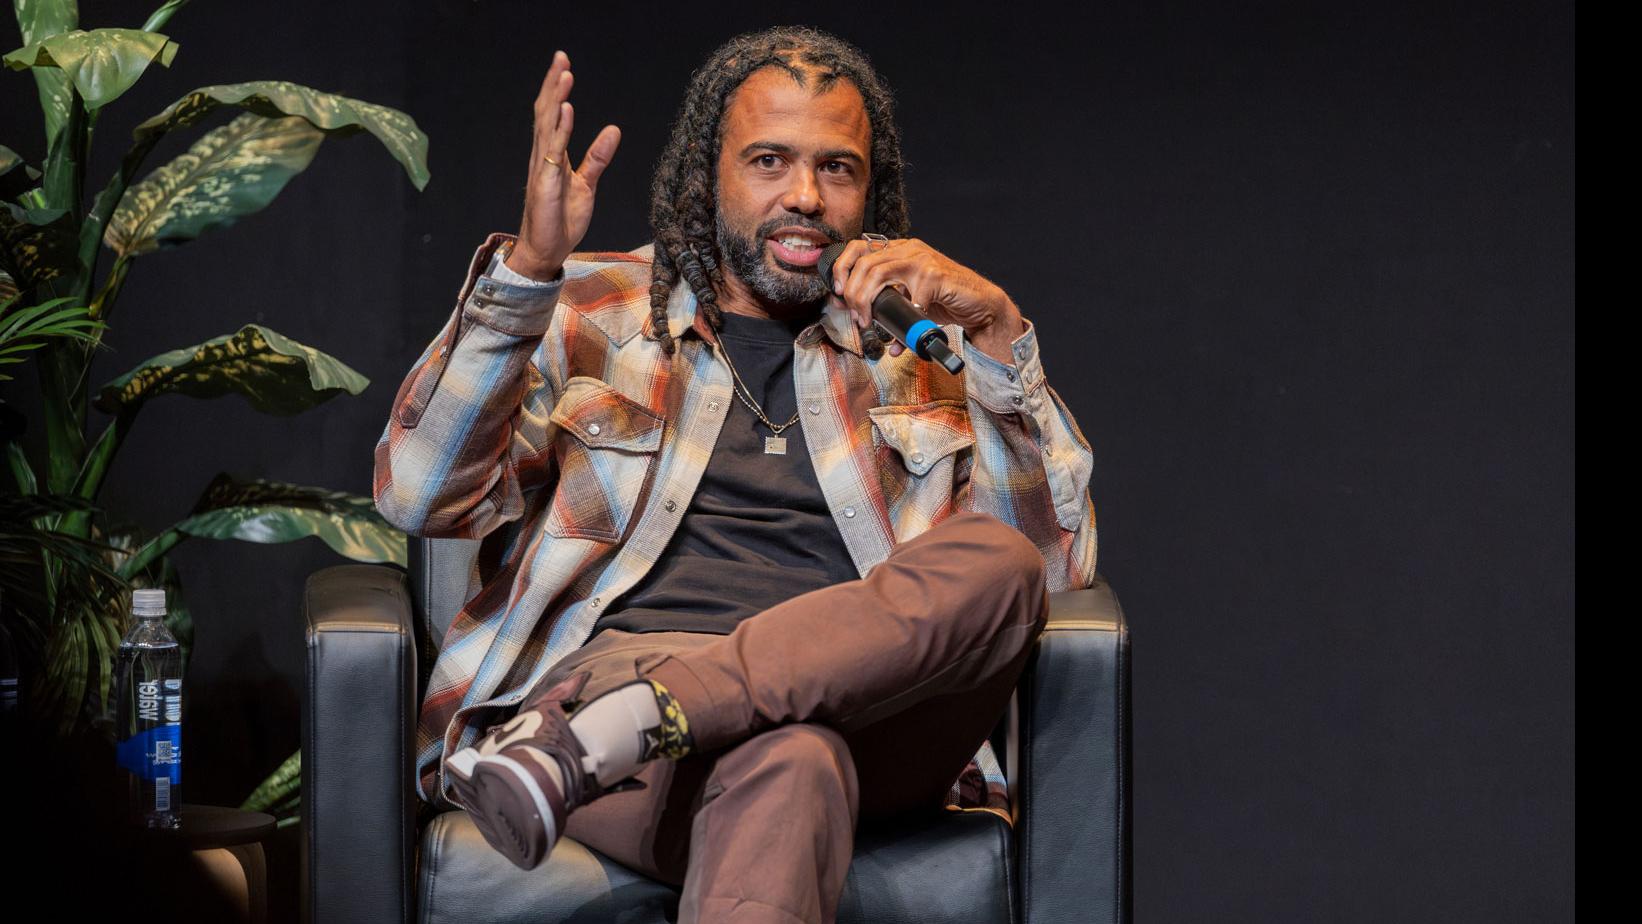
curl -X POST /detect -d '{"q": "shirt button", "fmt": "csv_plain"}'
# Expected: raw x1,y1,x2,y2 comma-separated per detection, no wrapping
1044,446,1054,457
1016,345,1029,359
588,422,602,435
1005,369,1016,382
1011,395,1024,406
807,403,821,415
911,451,924,464
480,283,497,295
709,401,720,411
590,597,601,607
843,506,857,518
664,499,678,512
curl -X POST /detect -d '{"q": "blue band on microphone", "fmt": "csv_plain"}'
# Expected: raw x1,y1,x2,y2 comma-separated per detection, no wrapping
905,319,939,354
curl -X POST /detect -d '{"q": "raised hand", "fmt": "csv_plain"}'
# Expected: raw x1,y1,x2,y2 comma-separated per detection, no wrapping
506,50,622,281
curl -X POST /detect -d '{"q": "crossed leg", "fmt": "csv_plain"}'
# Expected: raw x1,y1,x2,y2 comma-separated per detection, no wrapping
541,511,1049,923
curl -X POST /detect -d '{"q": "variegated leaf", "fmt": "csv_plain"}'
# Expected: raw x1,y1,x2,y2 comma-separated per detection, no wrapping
104,112,324,258
0,143,44,200
2,27,178,110
132,79,429,191
179,473,407,567
0,201,77,289
241,750,302,813
94,323,368,415
13,0,79,141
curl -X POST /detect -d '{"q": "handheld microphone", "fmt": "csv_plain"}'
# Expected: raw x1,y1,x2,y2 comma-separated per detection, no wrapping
817,242,964,375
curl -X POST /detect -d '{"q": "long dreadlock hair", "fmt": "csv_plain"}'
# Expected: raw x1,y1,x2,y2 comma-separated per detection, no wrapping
647,26,911,359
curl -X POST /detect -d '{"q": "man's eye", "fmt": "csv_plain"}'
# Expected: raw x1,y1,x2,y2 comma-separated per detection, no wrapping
755,154,782,169
822,161,849,174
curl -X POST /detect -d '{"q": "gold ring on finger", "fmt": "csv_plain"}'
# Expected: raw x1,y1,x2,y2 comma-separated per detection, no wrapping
541,151,562,167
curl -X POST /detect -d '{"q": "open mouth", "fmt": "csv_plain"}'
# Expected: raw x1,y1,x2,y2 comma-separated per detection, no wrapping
767,228,830,268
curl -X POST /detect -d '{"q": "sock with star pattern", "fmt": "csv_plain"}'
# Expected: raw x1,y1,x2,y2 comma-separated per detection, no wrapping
566,679,695,788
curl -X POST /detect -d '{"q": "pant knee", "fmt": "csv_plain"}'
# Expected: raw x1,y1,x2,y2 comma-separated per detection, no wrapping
762,723,855,791
959,513,1048,617
722,723,859,822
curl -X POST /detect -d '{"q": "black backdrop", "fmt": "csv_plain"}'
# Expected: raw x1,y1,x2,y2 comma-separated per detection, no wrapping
1,1,1573,920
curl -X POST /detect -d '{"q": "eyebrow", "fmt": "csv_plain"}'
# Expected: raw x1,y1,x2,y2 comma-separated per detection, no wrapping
739,141,866,165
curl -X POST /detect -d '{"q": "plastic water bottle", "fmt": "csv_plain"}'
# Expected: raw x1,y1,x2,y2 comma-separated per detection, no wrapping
113,588,184,829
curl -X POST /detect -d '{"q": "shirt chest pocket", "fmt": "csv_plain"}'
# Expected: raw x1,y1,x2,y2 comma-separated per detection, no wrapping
545,376,666,543
867,399,976,505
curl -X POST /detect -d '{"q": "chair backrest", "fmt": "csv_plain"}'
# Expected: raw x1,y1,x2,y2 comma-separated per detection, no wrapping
407,535,479,650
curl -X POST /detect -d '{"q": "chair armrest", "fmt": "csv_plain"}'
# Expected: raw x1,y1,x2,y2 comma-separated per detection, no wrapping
303,563,418,924
1013,575,1132,924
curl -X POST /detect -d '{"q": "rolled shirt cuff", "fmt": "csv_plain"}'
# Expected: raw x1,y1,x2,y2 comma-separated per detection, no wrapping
456,233,564,338
962,317,1047,417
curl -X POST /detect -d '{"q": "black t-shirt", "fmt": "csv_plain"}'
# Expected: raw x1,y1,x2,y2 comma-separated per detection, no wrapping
591,310,860,637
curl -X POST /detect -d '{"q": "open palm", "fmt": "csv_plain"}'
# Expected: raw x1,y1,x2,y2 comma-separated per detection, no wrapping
509,50,622,280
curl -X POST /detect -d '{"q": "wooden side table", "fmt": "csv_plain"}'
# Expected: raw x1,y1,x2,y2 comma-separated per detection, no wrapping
138,804,277,923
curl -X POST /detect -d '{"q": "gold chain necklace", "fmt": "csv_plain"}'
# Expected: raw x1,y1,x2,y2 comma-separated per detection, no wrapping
715,335,801,455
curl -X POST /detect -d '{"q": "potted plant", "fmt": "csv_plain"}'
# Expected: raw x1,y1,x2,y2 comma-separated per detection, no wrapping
1,0,426,828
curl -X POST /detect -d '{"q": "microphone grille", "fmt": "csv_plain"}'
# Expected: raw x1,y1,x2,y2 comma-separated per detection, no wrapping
817,241,848,289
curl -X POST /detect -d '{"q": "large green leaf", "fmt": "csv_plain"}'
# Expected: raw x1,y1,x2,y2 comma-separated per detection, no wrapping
12,0,79,142
2,27,178,110
0,201,79,289
103,112,324,258
0,143,44,200
132,80,429,191
175,473,407,566
95,323,368,415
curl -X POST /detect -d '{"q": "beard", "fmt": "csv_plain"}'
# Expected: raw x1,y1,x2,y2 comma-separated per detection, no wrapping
714,207,848,311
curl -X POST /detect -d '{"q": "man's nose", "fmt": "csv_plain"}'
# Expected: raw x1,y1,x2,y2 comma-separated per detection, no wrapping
780,168,823,215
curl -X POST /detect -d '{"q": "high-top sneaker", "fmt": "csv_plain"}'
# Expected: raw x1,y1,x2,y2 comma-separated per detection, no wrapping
445,670,643,869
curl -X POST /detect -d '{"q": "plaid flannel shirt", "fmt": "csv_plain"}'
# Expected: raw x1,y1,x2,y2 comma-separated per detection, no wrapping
374,231,1098,815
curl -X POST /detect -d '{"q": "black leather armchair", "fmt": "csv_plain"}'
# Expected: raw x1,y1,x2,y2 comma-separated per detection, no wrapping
302,534,1130,923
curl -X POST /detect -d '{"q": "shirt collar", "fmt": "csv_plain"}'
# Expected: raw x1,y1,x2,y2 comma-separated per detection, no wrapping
641,252,865,357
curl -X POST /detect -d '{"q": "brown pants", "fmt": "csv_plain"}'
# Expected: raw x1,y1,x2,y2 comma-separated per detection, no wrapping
540,511,1049,924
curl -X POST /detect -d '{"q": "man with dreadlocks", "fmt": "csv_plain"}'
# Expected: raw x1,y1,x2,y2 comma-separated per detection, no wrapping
375,25,1096,924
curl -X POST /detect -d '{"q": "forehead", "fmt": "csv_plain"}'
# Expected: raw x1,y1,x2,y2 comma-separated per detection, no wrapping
720,66,870,154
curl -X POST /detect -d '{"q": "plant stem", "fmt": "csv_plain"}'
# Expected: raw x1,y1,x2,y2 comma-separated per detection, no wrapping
141,1,194,33
56,408,136,538
89,256,132,323
74,407,136,503
118,528,185,581
6,440,37,493
34,343,87,494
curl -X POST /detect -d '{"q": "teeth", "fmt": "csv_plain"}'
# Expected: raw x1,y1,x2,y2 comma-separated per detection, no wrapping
777,236,819,250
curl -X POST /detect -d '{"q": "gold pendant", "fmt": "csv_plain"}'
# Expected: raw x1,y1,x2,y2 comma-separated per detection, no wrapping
764,436,787,455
